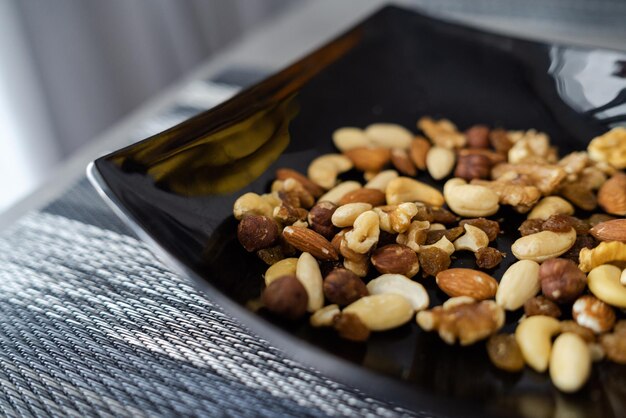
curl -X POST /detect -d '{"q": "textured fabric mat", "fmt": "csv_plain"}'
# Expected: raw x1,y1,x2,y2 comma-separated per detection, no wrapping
0,73,421,417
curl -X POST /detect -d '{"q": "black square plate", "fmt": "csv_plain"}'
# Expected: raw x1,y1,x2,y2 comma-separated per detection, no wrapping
88,6,626,417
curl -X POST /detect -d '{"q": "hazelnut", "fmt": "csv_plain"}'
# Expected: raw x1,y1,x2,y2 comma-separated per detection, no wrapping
523,296,562,318
333,313,370,342
371,244,420,277
454,153,491,180
237,215,279,252
323,268,368,306
572,295,616,334
307,201,338,239
262,275,308,320
539,258,586,303
465,124,490,149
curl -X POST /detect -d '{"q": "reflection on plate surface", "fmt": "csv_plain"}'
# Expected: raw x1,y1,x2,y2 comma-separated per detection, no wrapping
89,6,626,417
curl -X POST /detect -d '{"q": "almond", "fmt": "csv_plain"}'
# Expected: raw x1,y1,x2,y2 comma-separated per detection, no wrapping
590,219,626,243
390,148,417,176
282,226,339,261
338,188,386,206
344,147,391,172
409,136,430,170
371,244,420,278
436,268,498,300
276,168,325,197
597,173,626,216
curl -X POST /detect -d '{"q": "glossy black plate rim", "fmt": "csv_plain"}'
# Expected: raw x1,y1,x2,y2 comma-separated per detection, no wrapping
86,6,622,416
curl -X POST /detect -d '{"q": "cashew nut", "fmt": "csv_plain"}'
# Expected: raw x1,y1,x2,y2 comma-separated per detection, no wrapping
396,220,430,252
386,177,445,206
345,210,380,254
318,181,361,205
233,192,274,220
296,252,324,312
527,196,575,220
343,294,414,331
331,203,373,228
365,123,413,149
443,178,500,217
426,146,456,180
332,127,370,151
515,315,561,372
496,260,541,310
587,264,626,308
511,228,576,262
364,169,399,192
453,224,489,252
310,304,340,327
621,269,626,286
549,333,591,393
366,274,429,311
420,236,455,256
307,154,353,189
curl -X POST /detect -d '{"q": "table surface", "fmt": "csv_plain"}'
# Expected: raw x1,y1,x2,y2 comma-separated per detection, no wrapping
2,1,626,417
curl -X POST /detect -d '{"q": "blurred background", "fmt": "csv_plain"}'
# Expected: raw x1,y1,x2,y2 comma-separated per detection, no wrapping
1,0,625,217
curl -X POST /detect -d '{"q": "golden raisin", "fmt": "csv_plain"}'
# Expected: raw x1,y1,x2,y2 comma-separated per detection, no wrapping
475,247,504,269
518,218,543,236
460,218,500,241
486,334,525,372
418,247,451,277
541,214,574,233
430,206,458,225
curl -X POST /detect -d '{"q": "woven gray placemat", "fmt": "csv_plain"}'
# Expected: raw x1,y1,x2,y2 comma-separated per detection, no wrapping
0,72,422,417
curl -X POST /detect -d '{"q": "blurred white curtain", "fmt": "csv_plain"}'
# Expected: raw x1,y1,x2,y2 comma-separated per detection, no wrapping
0,0,300,210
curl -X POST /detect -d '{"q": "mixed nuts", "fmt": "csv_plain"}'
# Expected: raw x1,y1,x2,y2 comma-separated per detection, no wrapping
233,118,626,393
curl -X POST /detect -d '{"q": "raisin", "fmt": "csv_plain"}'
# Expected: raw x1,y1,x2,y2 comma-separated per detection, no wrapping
541,214,573,233
570,216,591,235
460,218,500,241
418,247,451,277
425,226,464,245
430,207,458,224
486,334,524,372
475,247,504,269
561,235,598,263
518,219,543,236
256,245,285,265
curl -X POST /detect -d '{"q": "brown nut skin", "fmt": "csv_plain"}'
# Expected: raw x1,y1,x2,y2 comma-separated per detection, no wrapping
598,173,626,216
454,154,491,181
524,296,562,318
465,125,490,149
409,137,431,170
307,201,338,240
338,188,386,207
539,258,587,303
333,313,370,342
262,275,308,320
275,168,324,197
323,268,368,306
237,215,279,252
371,244,420,277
